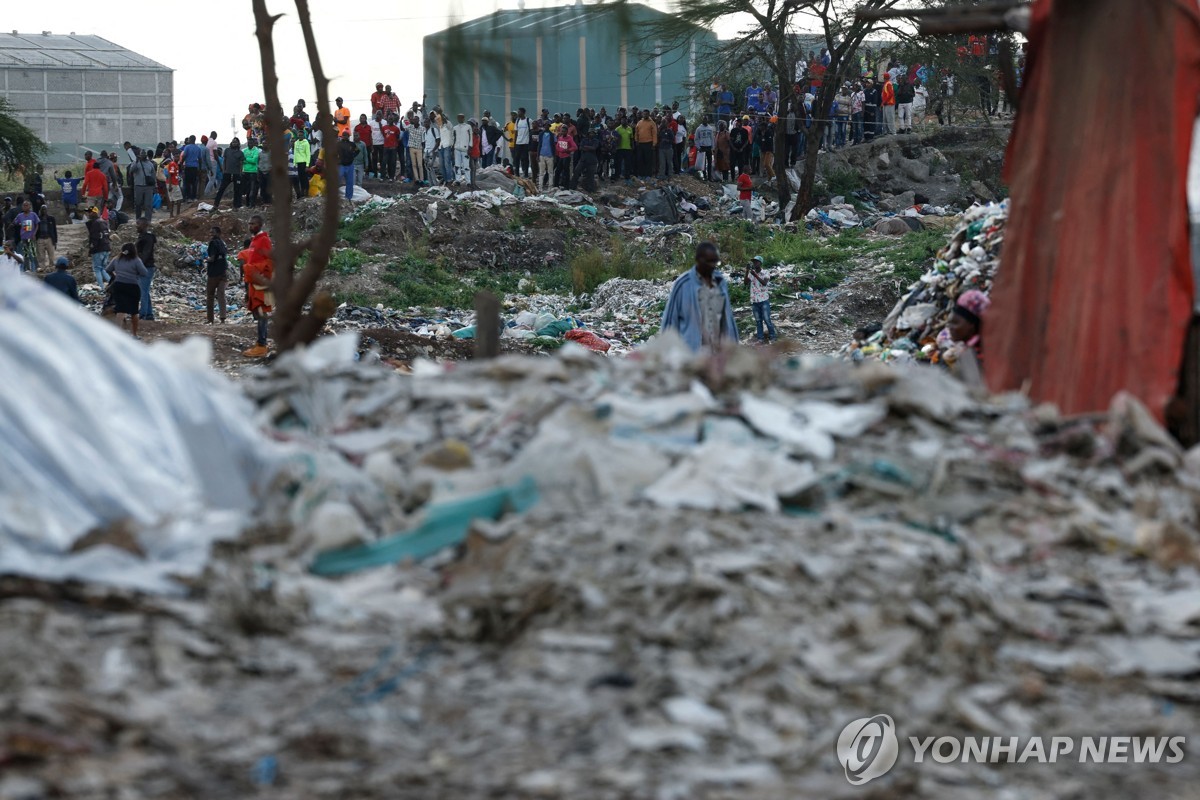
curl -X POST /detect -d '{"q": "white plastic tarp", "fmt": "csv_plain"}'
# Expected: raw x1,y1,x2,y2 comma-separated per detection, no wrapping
0,272,282,592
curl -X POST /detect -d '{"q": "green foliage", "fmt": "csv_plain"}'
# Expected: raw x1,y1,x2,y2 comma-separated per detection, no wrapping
0,98,48,175
823,167,864,197
887,229,946,284
328,248,368,275
338,209,380,245
568,235,675,295
351,249,529,310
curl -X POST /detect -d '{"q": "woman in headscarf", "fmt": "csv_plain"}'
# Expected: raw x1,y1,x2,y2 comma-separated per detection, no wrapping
106,241,149,338
940,288,990,365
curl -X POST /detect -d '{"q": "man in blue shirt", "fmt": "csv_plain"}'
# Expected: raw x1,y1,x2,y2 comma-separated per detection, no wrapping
660,242,738,351
718,85,735,122
56,170,82,220
180,136,205,201
43,256,79,301
745,81,763,115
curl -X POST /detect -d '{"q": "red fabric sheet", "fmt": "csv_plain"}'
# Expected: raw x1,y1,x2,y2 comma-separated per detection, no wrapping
986,0,1200,419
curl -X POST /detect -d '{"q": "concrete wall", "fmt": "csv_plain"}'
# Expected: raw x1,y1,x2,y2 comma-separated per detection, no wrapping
3,67,173,164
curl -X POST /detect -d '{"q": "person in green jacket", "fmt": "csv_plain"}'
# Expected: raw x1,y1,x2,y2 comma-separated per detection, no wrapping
293,130,312,199
242,139,262,206
615,119,634,182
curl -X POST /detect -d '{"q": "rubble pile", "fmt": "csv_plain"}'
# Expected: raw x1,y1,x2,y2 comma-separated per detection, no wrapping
4,301,1200,796
816,133,996,208
849,201,1006,363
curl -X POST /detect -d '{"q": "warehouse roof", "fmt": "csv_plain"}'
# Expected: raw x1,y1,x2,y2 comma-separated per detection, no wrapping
0,33,171,71
431,2,692,37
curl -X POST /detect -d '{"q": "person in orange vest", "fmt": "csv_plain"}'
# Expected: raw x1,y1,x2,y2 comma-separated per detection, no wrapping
238,213,274,357
881,73,897,135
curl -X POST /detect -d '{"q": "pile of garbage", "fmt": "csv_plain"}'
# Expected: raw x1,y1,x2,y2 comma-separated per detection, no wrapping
7,263,1200,800
322,276,671,355
848,200,1006,363
4,280,1200,796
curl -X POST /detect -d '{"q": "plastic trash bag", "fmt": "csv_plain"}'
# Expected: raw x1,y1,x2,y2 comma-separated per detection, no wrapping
564,328,611,352
642,188,681,224
0,272,281,591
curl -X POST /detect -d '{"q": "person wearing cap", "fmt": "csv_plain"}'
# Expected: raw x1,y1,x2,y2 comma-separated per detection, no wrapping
745,256,776,344
43,256,79,302
370,83,386,115
334,97,351,138
661,242,738,351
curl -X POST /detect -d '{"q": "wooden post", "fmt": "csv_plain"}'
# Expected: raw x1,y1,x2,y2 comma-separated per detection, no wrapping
474,291,501,360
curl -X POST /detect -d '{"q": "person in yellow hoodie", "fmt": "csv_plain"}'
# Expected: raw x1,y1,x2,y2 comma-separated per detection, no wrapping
503,111,517,165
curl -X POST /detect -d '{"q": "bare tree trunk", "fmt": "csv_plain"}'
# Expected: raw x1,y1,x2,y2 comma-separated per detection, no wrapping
250,0,341,354
774,71,792,223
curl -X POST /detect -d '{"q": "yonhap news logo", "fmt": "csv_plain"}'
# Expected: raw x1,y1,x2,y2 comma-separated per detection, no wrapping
837,715,900,785
836,714,1186,786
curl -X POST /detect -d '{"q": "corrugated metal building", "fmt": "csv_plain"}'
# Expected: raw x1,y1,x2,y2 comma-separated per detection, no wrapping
0,32,173,164
423,3,716,119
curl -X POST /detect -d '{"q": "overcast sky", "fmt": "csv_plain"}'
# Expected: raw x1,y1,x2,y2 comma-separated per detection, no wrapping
22,0,738,141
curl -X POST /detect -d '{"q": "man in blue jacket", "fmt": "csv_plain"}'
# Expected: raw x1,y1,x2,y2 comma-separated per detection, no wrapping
660,242,738,350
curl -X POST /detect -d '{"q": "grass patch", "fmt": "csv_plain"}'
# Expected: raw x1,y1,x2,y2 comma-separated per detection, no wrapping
886,230,946,284
338,209,380,245
372,253,521,309
568,235,676,295
328,248,368,275
824,167,864,198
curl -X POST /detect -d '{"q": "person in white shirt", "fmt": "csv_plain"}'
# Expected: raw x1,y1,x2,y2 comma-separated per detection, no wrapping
0,240,24,275
453,114,473,182
514,108,532,178
693,118,716,180
369,112,386,179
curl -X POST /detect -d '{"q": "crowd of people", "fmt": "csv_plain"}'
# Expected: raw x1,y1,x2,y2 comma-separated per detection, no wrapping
9,35,1017,357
